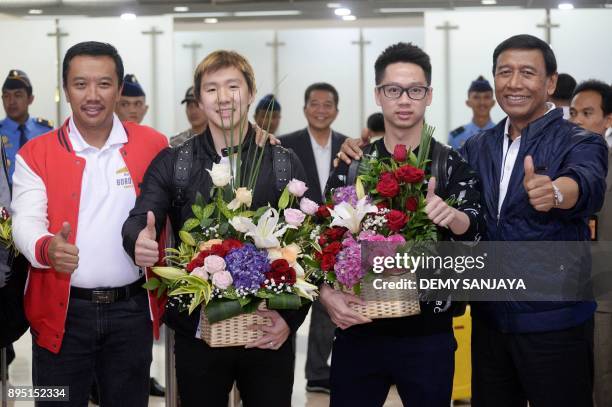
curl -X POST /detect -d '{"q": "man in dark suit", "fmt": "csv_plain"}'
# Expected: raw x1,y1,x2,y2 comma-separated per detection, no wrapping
280,82,347,393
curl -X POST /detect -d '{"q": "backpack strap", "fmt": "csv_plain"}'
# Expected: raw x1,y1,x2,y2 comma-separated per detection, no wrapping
431,140,451,198
272,145,292,192
346,144,374,186
172,140,194,207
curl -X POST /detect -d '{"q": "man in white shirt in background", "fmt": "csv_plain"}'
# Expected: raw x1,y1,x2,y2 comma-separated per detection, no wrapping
280,82,347,393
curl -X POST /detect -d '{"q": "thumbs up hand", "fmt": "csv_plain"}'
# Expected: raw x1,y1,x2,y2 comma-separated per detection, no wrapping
424,177,455,228
523,155,555,212
135,211,159,267
48,221,79,274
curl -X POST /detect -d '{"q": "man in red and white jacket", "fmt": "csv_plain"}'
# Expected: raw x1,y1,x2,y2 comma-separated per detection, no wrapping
11,41,167,406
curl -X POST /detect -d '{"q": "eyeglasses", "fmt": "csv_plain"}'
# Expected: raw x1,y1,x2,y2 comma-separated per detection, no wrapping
376,84,429,100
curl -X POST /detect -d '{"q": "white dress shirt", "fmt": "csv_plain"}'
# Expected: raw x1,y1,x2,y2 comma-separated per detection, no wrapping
67,115,141,288
308,128,332,199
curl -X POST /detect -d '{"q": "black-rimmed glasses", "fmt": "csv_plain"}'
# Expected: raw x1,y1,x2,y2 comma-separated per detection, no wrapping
376,84,429,100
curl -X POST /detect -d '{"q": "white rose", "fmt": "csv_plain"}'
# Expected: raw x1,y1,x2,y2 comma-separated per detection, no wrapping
207,162,232,187
229,216,254,233
228,187,253,210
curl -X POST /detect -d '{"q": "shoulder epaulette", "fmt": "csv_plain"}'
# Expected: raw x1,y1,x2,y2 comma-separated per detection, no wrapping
35,117,53,128
449,126,465,137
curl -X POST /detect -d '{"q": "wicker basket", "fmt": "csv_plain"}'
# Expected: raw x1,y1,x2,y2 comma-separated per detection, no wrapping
345,272,420,319
200,303,271,347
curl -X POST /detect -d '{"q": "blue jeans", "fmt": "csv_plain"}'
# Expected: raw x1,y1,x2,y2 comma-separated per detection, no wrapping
32,291,152,407
330,330,456,407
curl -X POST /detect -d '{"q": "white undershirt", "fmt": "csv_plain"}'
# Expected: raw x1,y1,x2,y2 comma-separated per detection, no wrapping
498,103,556,216
68,114,141,288
308,128,332,200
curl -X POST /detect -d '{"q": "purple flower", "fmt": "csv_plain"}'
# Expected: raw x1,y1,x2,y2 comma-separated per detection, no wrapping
334,236,364,288
224,244,270,291
332,186,358,206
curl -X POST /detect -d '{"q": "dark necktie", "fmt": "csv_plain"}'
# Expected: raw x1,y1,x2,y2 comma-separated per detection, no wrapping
18,124,28,148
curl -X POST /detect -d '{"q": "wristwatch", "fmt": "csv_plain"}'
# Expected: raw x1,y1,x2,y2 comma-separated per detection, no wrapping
552,182,564,207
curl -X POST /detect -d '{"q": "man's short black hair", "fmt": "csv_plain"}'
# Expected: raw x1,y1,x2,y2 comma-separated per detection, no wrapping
573,79,612,116
552,73,577,101
374,42,431,85
367,112,385,133
304,82,339,108
62,41,124,88
492,34,557,76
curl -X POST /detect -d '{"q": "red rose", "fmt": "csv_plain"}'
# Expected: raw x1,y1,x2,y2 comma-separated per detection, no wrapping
324,226,347,242
314,251,323,261
209,244,227,258
385,209,409,232
376,172,400,198
222,239,243,253
318,235,327,246
395,164,425,184
323,241,343,256
321,253,336,271
376,201,389,210
406,197,419,212
186,250,210,272
265,259,297,285
393,144,408,162
316,204,332,218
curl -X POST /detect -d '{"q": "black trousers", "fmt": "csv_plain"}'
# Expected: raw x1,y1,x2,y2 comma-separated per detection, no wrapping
471,317,594,407
330,330,456,407
174,331,295,407
32,292,152,407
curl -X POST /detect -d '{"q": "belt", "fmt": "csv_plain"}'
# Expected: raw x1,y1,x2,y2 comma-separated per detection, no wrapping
70,277,146,304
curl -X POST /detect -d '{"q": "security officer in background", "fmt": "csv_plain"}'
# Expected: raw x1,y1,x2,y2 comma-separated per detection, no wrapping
0,69,52,181
448,75,496,150
115,74,149,124
169,86,207,147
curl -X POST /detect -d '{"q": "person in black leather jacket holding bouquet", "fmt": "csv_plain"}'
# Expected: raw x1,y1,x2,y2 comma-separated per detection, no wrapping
122,50,314,407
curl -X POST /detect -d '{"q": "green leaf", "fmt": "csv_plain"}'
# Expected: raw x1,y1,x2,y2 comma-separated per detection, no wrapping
204,299,244,323
191,204,204,220
142,278,160,290
241,298,263,314
219,222,229,236
267,293,302,310
325,272,337,283
202,203,216,219
195,191,205,207
179,230,196,247
182,218,200,232
217,194,233,219
238,296,252,307
254,206,269,219
152,266,188,280
277,187,290,210
200,218,213,229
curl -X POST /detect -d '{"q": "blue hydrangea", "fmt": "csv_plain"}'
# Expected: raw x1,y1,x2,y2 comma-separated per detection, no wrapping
224,244,269,291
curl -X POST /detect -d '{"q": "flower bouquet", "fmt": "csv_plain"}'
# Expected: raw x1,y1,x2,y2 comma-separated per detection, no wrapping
0,207,17,253
146,171,319,347
308,124,442,319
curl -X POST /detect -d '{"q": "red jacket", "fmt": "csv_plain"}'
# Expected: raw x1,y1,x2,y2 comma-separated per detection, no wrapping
16,119,168,353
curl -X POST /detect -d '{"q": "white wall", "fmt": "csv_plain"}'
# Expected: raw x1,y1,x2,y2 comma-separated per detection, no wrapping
425,8,612,141
174,20,424,139
0,16,175,137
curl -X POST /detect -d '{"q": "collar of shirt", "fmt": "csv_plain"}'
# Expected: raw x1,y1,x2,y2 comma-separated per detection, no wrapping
605,129,612,148
68,113,127,152
307,127,332,150
503,102,556,140
1,116,25,132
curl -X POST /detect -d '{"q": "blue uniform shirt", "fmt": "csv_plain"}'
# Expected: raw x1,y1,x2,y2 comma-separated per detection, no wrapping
0,116,53,180
448,120,495,150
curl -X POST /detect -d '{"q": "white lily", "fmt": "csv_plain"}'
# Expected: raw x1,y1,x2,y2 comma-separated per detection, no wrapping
294,277,318,301
244,208,296,249
228,216,255,233
328,197,378,234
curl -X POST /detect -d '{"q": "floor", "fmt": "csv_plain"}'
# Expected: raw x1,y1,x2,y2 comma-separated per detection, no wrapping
1,311,469,406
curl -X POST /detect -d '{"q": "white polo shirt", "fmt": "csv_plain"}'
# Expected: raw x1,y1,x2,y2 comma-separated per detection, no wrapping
308,128,332,199
498,103,556,215
68,115,141,288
